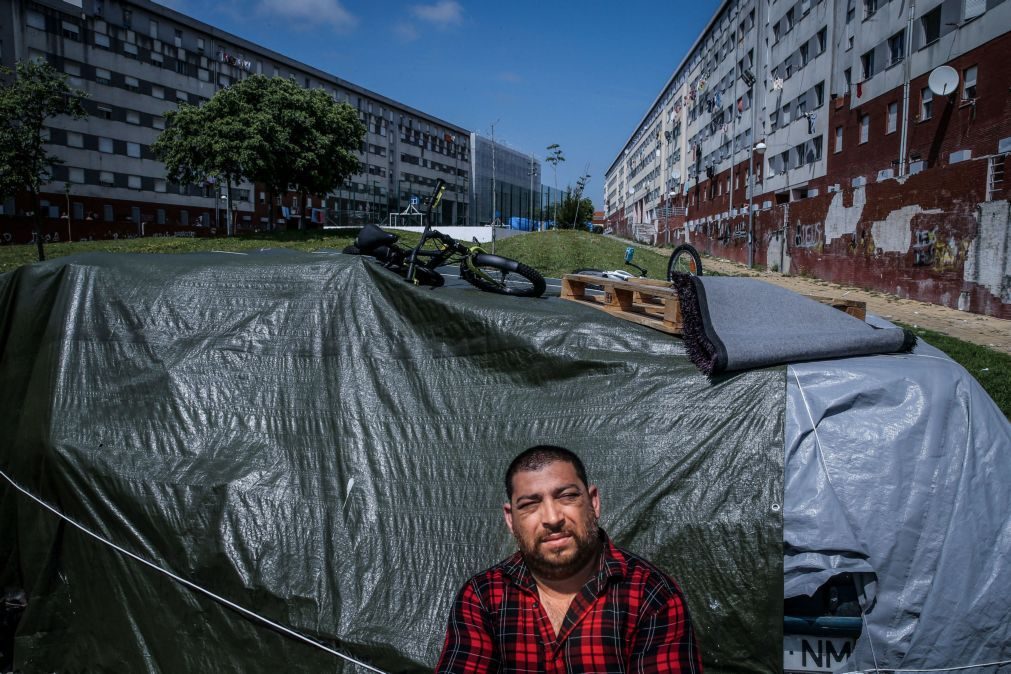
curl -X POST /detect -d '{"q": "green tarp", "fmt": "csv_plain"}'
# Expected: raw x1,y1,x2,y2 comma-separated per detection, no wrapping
0,251,785,672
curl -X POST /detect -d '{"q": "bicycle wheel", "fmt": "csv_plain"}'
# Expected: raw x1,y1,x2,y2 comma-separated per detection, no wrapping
667,244,703,280
462,256,546,298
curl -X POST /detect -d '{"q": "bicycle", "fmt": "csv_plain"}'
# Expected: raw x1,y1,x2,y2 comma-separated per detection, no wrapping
571,243,702,285
344,179,546,298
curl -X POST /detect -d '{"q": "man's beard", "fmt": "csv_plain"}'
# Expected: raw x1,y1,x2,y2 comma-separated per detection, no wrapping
516,512,602,581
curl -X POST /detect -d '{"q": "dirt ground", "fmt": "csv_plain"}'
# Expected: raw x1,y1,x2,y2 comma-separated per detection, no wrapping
697,254,1011,355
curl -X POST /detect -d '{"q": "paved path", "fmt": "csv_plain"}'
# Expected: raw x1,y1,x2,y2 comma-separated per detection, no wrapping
698,253,1011,355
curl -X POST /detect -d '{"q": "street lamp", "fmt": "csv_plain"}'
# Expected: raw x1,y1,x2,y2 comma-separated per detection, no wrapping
747,140,767,268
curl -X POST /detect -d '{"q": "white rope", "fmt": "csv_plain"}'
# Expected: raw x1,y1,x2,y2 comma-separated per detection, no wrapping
0,466,387,674
792,371,1004,674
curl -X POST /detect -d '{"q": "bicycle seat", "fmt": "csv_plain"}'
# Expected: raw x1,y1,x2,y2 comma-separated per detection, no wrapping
356,223,399,251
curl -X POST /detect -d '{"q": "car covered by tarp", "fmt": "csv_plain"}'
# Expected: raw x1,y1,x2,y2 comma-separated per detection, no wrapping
0,251,1008,673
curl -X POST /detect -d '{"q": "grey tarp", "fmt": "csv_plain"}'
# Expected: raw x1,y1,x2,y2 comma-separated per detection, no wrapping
784,333,1011,673
0,251,785,673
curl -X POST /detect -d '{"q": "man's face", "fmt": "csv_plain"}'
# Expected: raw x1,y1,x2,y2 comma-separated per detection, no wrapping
503,460,602,581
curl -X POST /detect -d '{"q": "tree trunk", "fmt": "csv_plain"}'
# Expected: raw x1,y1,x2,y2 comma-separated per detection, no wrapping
298,190,306,231
32,189,45,262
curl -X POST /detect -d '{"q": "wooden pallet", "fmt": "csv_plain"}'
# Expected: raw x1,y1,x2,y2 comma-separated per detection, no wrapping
560,274,867,335
561,274,685,335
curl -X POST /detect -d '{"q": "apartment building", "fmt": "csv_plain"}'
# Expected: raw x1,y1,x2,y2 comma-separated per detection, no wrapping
469,133,542,226
0,0,471,240
605,0,1011,318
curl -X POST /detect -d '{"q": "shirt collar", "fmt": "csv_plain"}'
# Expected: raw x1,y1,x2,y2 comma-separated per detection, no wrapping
502,529,627,594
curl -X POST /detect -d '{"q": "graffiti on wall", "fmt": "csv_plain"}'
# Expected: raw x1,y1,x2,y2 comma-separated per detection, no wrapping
912,228,966,268
794,222,823,251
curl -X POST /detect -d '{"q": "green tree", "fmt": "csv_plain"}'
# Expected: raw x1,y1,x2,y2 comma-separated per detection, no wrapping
0,59,87,260
153,75,365,232
545,143,565,225
555,187,595,229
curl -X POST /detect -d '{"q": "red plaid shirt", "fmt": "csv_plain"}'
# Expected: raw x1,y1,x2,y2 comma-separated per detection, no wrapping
436,535,702,673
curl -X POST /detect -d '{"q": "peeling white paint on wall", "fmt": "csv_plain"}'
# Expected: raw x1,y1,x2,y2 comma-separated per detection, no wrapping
964,201,1011,303
870,205,942,254
823,188,866,243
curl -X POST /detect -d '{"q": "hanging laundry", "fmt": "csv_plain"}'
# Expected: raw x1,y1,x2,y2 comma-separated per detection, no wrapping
772,77,784,91
715,92,722,107
856,81,863,98
737,97,744,113
806,112,817,134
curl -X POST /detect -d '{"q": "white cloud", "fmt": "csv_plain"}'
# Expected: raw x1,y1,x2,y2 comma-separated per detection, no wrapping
394,21,420,41
410,0,463,27
255,0,357,31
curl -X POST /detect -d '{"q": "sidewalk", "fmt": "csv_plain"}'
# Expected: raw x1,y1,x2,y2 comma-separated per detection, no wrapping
695,253,1011,355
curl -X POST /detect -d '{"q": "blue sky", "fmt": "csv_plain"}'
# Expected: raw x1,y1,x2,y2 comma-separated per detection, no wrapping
160,0,721,201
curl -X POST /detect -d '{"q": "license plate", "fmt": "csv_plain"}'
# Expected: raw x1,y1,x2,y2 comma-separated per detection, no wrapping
784,634,855,673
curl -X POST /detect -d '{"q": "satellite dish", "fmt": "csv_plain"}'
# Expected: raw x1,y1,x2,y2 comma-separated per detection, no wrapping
928,66,959,96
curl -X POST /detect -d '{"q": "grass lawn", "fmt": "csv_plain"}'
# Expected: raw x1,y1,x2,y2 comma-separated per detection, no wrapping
2,229,1007,418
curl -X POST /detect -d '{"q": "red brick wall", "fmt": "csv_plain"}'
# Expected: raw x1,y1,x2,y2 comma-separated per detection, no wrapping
675,33,1011,319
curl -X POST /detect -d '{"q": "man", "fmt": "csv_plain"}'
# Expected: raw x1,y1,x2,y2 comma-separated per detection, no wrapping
437,445,702,673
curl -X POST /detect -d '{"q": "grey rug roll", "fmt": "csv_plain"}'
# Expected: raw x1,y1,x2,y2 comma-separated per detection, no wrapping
669,274,916,375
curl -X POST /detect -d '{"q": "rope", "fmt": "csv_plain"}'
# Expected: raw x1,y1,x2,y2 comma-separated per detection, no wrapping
0,466,387,674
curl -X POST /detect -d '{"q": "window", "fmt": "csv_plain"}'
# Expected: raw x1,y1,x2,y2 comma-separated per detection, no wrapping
861,50,875,79
94,32,111,48
100,171,114,186
151,51,163,65
126,110,140,125
888,30,905,65
786,8,795,30
27,10,46,30
864,0,878,18
123,42,138,57
126,142,141,158
157,208,166,224
149,19,158,38
174,29,182,47
98,137,114,153
153,116,165,130
964,0,986,20
68,167,85,183
962,65,977,100
154,179,167,193
815,82,825,107
127,175,141,189
835,125,843,152
67,131,84,148
920,87,933,120
921,7,941,44
62,20,81,41
782,103,792,125
176,91,188,103
197,37,205,52
847,0,856,22
95,67,112,84
887,102,898,133
817,27,827,54
151,85,164,99
800,43,810,66
124,75,139,91
859,114,870,143
97,105,113,120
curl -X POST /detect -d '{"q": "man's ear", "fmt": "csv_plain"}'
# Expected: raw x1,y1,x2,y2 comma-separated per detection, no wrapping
589,485,601,520
502,502,515,536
